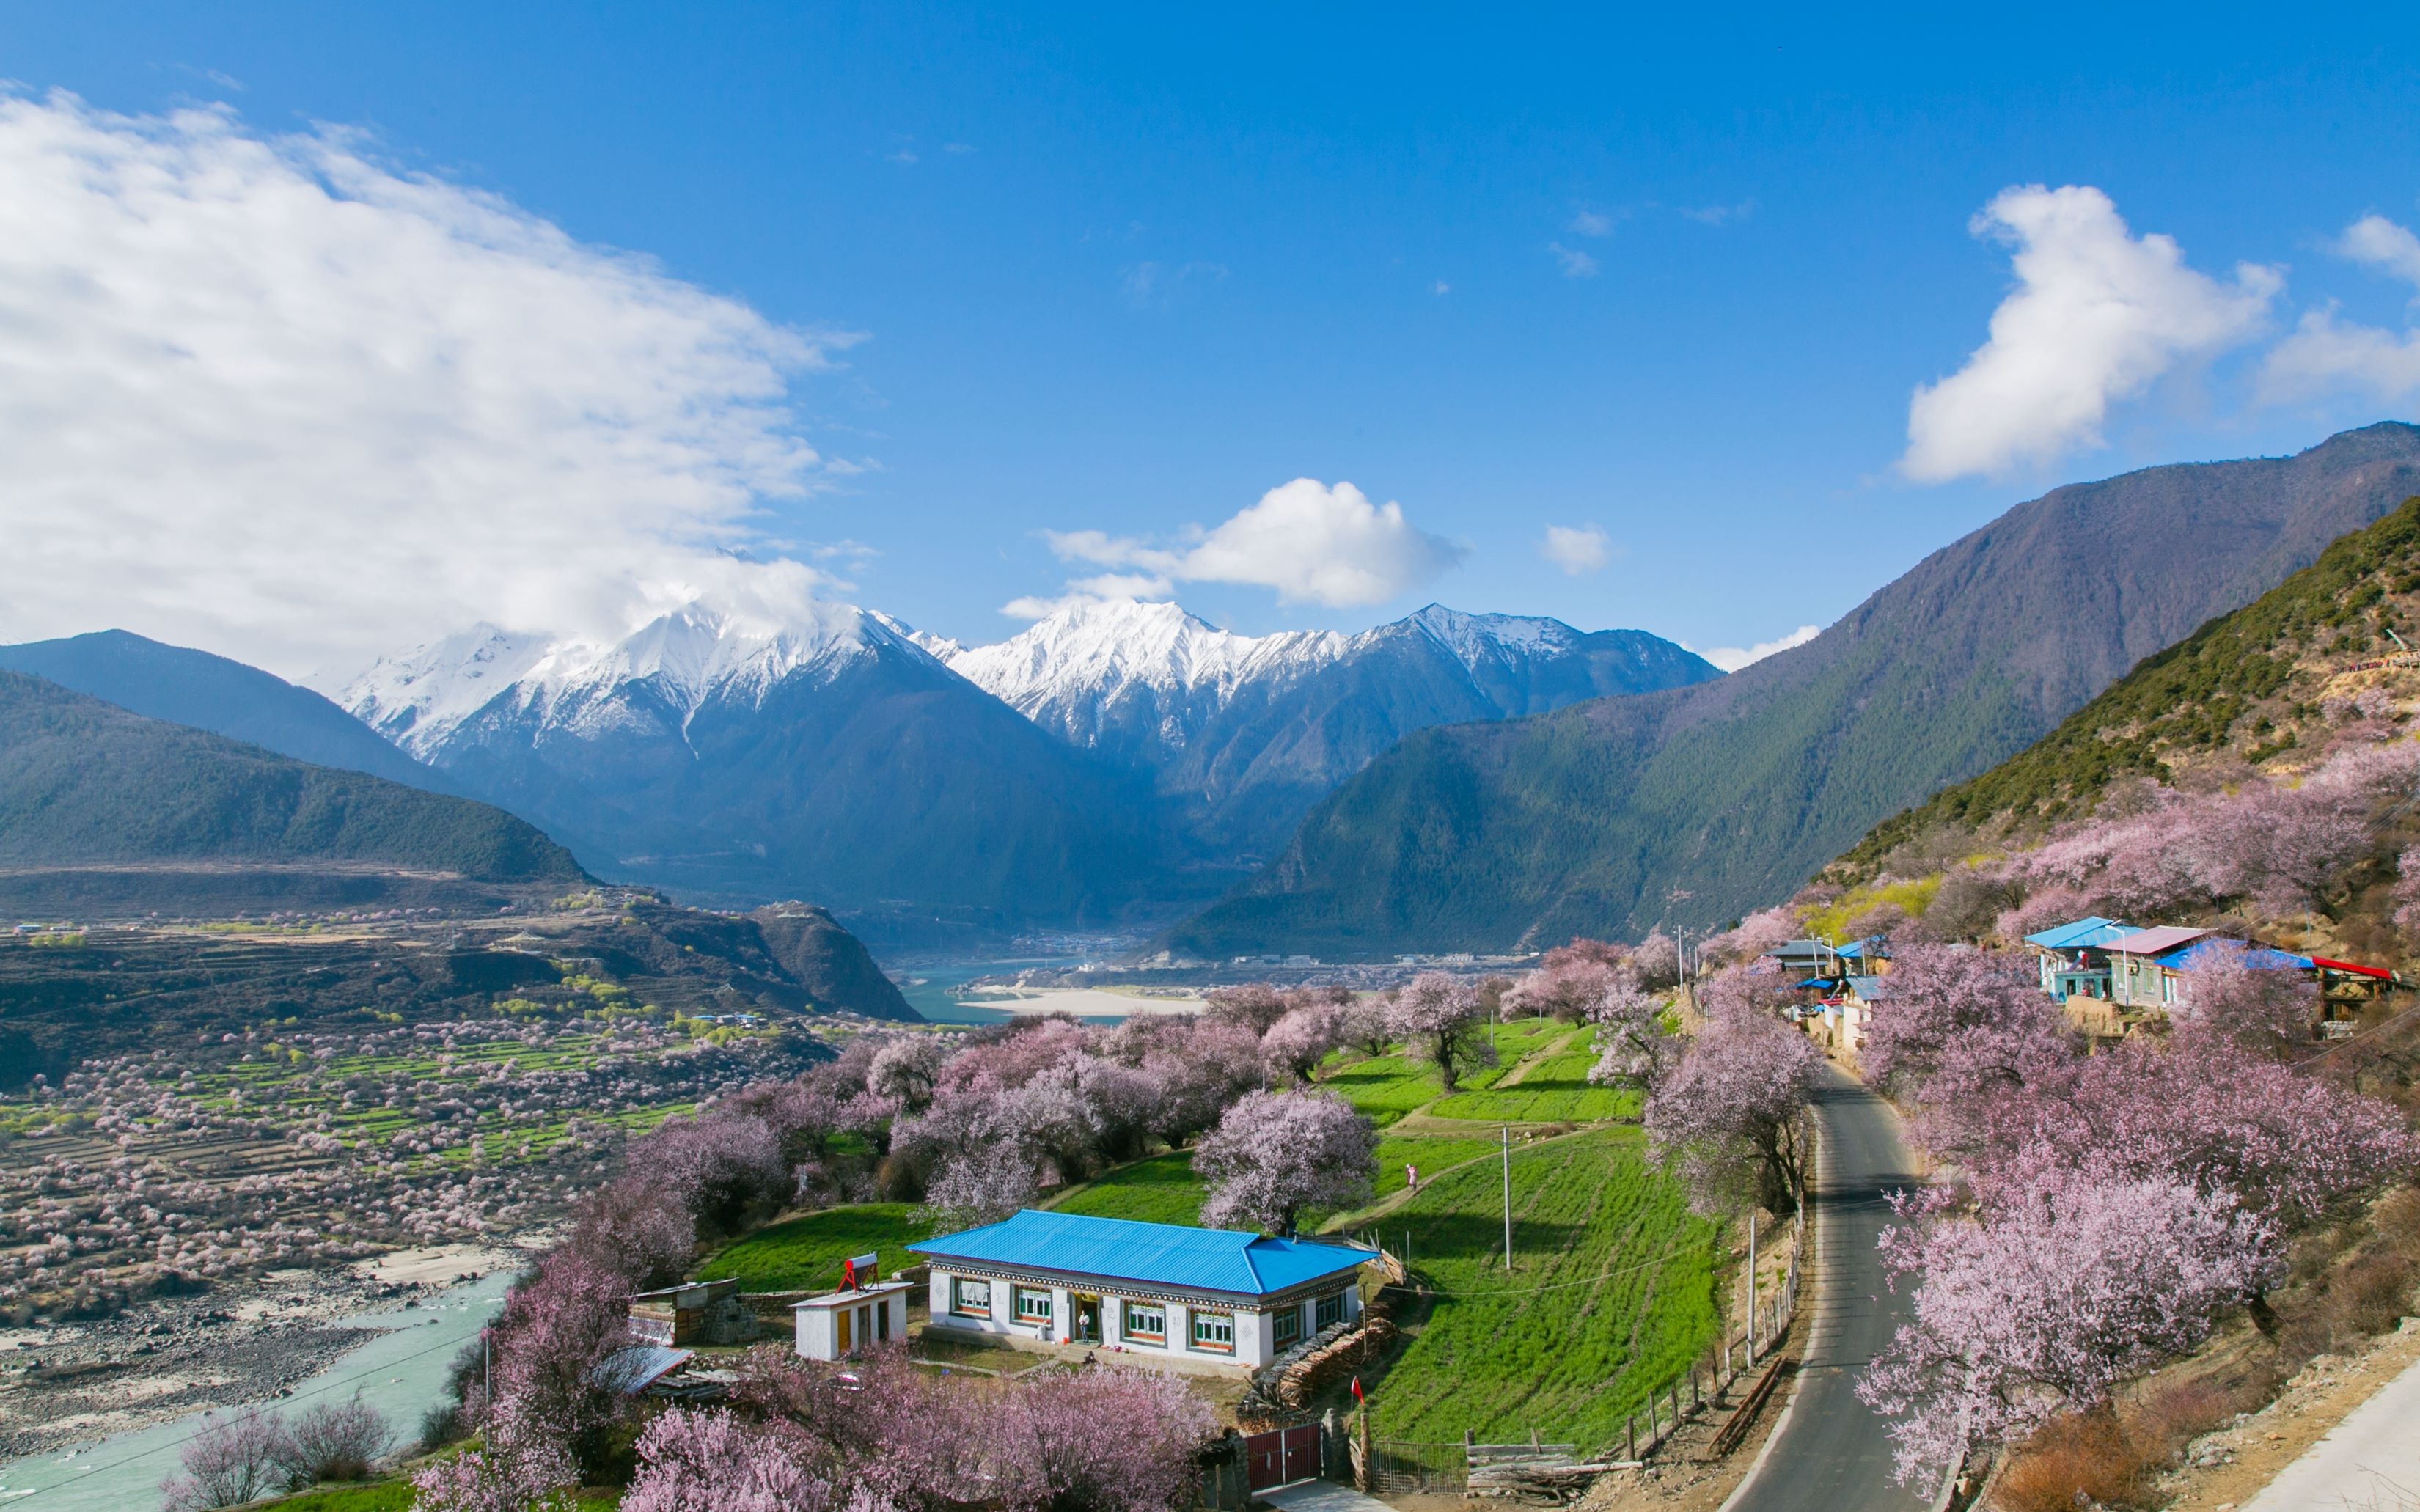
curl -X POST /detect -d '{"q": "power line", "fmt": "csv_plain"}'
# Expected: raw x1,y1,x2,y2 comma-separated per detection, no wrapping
4,1312,488,1506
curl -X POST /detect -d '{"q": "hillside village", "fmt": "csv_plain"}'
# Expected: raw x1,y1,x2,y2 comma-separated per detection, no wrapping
5,47,2420,1511
215,496,2416,1512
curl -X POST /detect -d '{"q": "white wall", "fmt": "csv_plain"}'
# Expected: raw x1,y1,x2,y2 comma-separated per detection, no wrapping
920,1266,1360,1371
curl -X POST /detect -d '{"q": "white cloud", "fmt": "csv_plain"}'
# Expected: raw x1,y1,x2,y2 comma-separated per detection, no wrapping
1679,200,1754,227
2258,214,2420,405
1539,524,1613,576
1548,242,1599,278
1023,479,1464,614
1900,184,2280,483
1568,210,1616,238
0,92,857,679
1693,624,1819,673
2338,213,2420,289
1433,280,1451,296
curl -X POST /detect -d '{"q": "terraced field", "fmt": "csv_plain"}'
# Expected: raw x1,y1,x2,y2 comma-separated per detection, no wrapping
1430,1050,1640,1123
1323,1054,1445,1124
1366,1129,1722,1449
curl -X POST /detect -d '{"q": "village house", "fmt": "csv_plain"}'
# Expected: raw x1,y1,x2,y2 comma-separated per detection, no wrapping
909,1210,1375,1374
793,1279,917,1362
2022,916,2133,1002
624,1277,751,1346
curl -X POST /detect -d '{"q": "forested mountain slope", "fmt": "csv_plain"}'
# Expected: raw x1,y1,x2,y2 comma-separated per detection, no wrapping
1849,496,2420,870
1173,422,2420,956
0,630,451,792
0,669,586,884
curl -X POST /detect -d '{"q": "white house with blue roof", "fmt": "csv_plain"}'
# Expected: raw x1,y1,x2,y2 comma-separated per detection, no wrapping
908,1210,1376,1373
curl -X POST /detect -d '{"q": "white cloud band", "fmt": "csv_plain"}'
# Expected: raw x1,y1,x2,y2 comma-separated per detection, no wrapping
0,92,851,678
1019,479,1464,616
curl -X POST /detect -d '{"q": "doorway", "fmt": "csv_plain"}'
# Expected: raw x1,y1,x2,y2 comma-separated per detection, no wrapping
1072,1294,1101,1344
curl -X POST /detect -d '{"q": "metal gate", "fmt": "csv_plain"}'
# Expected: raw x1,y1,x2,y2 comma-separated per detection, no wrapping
1242,1425,1322,1490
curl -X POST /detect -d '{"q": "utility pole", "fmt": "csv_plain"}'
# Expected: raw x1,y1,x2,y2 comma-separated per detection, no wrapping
1502,1125,1513,1270
1746,1211,1759,1364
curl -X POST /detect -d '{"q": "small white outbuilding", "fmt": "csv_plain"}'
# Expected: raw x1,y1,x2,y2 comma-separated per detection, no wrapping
793,1280,914,1362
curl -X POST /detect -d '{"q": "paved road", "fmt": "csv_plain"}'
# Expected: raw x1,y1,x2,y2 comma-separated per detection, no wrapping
1722,1065,1932,1512
2243,1344,2420,1511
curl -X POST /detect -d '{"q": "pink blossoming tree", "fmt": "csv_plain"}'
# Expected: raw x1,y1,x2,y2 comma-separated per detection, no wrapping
1387,973,1495,1091
1856,1168,2279,1484
2172,942,2319,1058
1195,1090,1378,1235
1644,1002,1822,1215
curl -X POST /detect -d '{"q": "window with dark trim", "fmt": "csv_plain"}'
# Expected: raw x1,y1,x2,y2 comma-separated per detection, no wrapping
1122,1300,1166,1343
1315,1291,1346,1330
1013,1285,1055,1325
1189,1309,1234,1353
950,1277,990,1318
1272,1304,1303,1348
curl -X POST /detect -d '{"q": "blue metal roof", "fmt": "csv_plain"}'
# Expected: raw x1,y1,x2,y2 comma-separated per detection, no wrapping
1835,936,1891,959
909,1210,1374,1296
2154,938,2313,972
1844,975,1889,999
1793,975,1835,988
2023,917,2131,950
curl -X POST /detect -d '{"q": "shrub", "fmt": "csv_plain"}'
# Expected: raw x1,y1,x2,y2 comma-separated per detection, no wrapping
1993,1412,2151,1512
161,1407,287,1511
275,1397,391,1486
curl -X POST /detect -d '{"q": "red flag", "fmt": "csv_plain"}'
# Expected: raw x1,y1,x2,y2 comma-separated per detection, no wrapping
1350,1376,1363,1402
842,1258,857,1291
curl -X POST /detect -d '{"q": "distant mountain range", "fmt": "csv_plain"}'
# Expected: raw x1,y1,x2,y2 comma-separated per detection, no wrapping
28,426,2419,950
941,598,1720,856
342,601,1178,929
1172,422,2420,956
5,600,1708,936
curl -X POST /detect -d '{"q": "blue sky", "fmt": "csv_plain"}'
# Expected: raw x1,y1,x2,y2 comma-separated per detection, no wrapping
7,3,2420,672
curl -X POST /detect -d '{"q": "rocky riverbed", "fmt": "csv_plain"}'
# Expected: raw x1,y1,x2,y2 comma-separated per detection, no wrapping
0,1241,532,1461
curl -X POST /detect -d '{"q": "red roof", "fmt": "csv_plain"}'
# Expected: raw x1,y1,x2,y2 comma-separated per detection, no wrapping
2309,956,2393,980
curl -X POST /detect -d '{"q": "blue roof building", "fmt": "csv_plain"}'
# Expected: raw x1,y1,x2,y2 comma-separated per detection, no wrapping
909,1210,1376,1373
2022,916,2135,1003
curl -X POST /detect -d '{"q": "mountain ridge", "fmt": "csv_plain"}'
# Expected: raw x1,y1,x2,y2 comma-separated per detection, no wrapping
0,668,587,884
1172,422,2420,956
943,597,1721,856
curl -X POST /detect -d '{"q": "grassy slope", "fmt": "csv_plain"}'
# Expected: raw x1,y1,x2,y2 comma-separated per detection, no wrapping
1369,1129,1722,1448
1845,494,2420,870
1431,1051,1638,1122
695,1203,939,1292
1050,1134,1508,1230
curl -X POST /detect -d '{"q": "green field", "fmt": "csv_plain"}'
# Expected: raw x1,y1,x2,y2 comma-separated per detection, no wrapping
1369,1129,1723,1450
1049,1132,1508,1232
1051,1151,1205,1225
1452,1019,1577,1088
1324,1053,1445,1124
1429,1050,1639,1123
695,1203,939,1291
1370,1134,1500,1200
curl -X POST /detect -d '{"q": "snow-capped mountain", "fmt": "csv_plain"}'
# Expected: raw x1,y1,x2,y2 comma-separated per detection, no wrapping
339,598,1184,930
945,598,1351,758
945,598,1722,856
346,601,914,760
